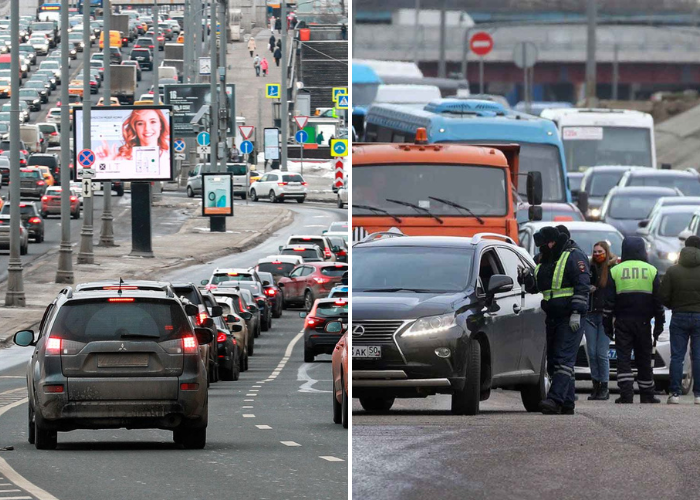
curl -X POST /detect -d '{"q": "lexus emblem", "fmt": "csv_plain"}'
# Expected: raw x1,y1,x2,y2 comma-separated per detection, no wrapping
118,343,127,351
352,325,365,337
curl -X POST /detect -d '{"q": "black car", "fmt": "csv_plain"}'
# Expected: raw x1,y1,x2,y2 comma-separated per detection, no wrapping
18,88,42,112
257,271,283,318
352,234,548,415
213,316,242,381
129,48,153,70
22,81,49,103
300,297,348,362
577,166,642,221
27,153,60,184
0,202,44,242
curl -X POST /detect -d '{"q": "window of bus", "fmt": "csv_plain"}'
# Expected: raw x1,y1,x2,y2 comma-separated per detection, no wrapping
562,127,653,171
353,164,507,216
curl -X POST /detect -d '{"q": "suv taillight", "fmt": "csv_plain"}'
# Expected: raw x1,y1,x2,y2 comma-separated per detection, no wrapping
182,335,198,353
195,311,209,326
324,248,332,258
46,336,61,355
277,182,288,186
217,332,226,343
305,316,326,329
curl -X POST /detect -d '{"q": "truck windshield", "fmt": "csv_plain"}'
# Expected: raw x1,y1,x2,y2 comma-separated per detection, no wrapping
353,164,507,216
563,126,653,170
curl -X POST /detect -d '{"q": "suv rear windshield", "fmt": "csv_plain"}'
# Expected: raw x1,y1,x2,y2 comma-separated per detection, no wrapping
20,170,41,179
320,265,348,277
212,273,254,285
28,156,57,167
289,237,325,248
315,301,348,318
131,49,150,58
172,285,201,305
0,204,36,216
257,262,296,276
226,164,247,176
281,248,320,260
49,298,191,342
282,174,303,182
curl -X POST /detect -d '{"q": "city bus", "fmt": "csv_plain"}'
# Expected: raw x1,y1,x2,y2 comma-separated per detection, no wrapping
540,107,656,171
363,99,570,204
352,61,382,141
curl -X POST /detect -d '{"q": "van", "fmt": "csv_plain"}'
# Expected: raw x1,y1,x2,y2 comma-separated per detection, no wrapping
99,30,122,49
20,124,44,154
158,65,178,81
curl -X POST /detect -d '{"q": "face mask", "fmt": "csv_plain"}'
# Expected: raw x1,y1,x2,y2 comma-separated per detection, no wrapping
593,253,606,263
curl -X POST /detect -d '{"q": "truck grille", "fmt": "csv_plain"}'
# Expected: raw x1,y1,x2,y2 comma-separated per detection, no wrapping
352,320,406,346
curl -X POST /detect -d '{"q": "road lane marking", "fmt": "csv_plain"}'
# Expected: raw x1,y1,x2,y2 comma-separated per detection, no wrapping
0,376,24,379
245,393,256,396
284,331,305,358
242,406,253,408
280,441,301,447
244,399,255,402
319,456,345,462
256,425,272,430
252,385,261,388
0,489,22,493
297,363,332,393
242,414,255,418
249,389,258,392
0,497,33,500
0,399,28,419
0,457,60,500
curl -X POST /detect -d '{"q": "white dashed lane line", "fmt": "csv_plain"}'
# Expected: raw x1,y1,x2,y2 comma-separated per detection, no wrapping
319,456,345,462
256,425,272,430
242,414,255,418
280,441,301,447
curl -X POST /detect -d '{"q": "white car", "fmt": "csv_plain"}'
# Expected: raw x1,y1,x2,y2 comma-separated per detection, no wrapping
337,185,347,208
518,221,624,259
200,268,263,293
28,37,49,55
250,172,307,203
45,108,62,129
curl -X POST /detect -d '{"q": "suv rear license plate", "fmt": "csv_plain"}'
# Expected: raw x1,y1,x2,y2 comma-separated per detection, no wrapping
98,354,149,367
352,346,381,358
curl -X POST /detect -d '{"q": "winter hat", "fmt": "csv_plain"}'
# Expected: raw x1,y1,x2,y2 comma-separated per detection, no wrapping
555,225,571,238
686,235,700,249
534,226,559,247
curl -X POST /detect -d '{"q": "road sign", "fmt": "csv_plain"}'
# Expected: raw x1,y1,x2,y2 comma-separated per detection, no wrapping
197,145,210,155
513,41,538,69
294,130,308,143
82,178,93,198
335,159,344,189
470,32,494,57
82,168,95,179
239,125,254,140
173,139,186,152
332,88,347,103
293,116,308,129
330,139,348,157
266,84,280,99
78,149,95,168
197,131,210,147
240,140,253,155
175,153,186,160
199,57,211,75
336,95,348,110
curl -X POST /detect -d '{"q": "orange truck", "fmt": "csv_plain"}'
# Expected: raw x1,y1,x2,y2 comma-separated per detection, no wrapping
351,128,542,243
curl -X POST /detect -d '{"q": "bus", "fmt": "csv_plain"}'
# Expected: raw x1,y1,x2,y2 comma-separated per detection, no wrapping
363,98,570,204
352,61,382,141
540,108,656,171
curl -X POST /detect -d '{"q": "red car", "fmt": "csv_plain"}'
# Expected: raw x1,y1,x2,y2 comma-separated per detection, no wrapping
332,327,348,428
278,262,349,311
41,186,80,219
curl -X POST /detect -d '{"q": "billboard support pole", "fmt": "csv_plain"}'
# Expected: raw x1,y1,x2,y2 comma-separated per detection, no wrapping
280,0,287,171
209,0,219,172
78,0,94,265
99,0,116,247
130,182,154,256
56,0,74,284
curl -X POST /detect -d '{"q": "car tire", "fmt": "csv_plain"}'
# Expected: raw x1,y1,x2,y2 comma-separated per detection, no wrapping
116,186,124,196
304,290,314,312
180,427,207,449
279,290,286,310
187,186,194,198
244,352,249,371
520,345,549,412
255,323,261,338
240,192,247,200
250,189,258,201
304,348,314,363
273,303,282,319
337,197,344,209
248,336,254,356
341,384,348,429
296,197,305,203
359,396,394,413
28,404,35,445
20,243,27,255
220,358,235,381
35,421,57,450
261,314,269,332
332,382,342,424
682,372,694,396
269,190,277,203
36,232,44,243
41,211,48,218
451,337,481,416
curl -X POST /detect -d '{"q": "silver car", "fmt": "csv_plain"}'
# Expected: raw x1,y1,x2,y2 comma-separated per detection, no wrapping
0,215,28,255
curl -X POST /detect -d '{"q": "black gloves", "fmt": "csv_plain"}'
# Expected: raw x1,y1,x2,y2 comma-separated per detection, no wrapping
653,322,664,342
604,328,614,341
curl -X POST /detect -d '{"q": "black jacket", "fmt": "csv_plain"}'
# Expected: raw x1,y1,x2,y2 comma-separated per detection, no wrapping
534,234,591,318
660,246,700,313
589,256,616,313
274,48,282,59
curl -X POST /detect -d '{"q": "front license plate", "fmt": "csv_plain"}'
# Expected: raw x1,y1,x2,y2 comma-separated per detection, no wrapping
98,354,149,367
608,349,635,361
352,346,381,358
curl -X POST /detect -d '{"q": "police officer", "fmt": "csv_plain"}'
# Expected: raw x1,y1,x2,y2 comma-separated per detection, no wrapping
604,236,664,404
528,226,590,415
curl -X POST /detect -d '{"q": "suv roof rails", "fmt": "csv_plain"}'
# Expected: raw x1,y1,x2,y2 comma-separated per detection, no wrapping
358,230,406,244
472,233,516,246
59,286,73,299
75,281,174,297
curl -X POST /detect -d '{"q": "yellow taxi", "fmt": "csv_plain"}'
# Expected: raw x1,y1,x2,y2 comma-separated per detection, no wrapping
37,166,55,186
68,79,84,98
97,96,120,106
249,170,262,185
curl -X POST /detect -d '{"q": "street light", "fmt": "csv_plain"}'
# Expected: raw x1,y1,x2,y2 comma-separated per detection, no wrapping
99,0,116,247
78,0,94,264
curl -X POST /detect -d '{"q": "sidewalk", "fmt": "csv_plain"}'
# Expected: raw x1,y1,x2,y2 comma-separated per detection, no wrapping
0,198,294,345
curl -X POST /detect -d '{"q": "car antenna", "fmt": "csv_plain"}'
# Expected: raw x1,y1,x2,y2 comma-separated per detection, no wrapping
118,277,124,296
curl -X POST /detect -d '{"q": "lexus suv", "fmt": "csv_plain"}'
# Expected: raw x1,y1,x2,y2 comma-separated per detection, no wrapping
13,280,213,450
352,234,547,415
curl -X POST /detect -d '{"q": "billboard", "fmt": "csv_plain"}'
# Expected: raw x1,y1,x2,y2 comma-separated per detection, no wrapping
74,106,174,182
164,84,236,137
202,173,233,216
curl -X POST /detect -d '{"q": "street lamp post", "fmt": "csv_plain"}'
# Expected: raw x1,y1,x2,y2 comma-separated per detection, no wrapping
99,0,116,247
280,0,288,171
78,0,94,264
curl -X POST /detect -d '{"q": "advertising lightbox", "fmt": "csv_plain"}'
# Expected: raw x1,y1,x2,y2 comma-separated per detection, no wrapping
74,105,174,181
202,173,233,216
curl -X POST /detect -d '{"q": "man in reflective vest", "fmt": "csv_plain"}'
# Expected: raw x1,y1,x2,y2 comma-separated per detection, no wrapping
530,226,590,415
604,236,664,404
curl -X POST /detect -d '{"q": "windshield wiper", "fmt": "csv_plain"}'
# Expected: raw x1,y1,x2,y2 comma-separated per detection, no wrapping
362,288,431,293
428,196,484,224
352,204,402,223
119,333,160,339
385,199,444,224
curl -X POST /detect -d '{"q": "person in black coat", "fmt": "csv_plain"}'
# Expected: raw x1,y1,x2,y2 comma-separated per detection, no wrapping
269,34,276,53
273,46,282,67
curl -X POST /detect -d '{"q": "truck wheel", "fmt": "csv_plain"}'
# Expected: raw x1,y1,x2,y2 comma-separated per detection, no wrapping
359,396,394,412
520,345,549,412
451,337,481,415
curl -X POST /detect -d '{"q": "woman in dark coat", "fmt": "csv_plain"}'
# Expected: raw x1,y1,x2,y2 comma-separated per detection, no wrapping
269,33,276,53
273,47,282,66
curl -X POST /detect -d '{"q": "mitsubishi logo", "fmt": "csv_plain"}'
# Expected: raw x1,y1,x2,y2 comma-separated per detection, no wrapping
352,325,365,337
118,343,127,351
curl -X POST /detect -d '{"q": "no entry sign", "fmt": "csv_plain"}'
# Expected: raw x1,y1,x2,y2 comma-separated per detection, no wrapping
470,32,494,57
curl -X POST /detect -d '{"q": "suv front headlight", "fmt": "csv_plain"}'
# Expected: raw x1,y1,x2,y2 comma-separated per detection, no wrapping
403,313,457,338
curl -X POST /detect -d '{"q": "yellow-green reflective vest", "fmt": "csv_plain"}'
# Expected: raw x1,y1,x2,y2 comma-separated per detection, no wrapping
610,260,656,295
535,250,574,301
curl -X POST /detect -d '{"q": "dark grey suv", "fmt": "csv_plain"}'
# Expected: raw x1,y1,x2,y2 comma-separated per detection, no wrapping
352,234,547,415
14,280,213,450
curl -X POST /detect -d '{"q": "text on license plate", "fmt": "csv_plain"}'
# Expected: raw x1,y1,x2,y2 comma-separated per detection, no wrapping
352,346,381,358
608,349,635,360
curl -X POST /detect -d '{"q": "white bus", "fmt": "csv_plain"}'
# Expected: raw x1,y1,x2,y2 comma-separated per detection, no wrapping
540,108,656,172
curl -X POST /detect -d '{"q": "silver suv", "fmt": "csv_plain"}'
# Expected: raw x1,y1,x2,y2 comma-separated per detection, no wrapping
14,280,213,450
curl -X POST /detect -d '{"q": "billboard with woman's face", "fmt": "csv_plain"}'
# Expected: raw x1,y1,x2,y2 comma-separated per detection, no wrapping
74,106,173,181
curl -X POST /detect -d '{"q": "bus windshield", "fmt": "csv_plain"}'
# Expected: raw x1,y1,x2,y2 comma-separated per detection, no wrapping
353,164,507,216
562,126,653,171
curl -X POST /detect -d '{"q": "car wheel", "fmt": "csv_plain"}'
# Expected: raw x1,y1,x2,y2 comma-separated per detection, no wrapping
296,197,305,203
36,232,44,243
232,355,240,381
261,313,269,332
220,359,235,381
255,323,261,338
240,192,247,200
244,352,249,371
304,291,314,312
332,381,342,424
451,337,481,416
28,404,35,444
520,345,549,412
359,396,394,413
248,336,255,356
304,348,314,363
180,427,207,449
279,290,286,310
273,303,282,319
186,186,194,198
342,383,348,429
137,75,141,82
20,243,27,255
35,421,57,450
41,211,48,218
269,190,277,203
250,189,258,201
116,186,124,196
337,197,344,209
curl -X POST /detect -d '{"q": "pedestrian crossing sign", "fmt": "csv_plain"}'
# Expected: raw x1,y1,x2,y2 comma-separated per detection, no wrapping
266,84,281,99
332,87,347,103
335,94,349,110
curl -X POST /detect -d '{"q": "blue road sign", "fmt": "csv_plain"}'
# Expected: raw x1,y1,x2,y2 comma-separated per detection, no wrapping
197,132,211,147
266,84,281,98
173,139,186,152
331,139,348,157
295,130,308,143
78,149,95,167
240,140,254,155
336,95,349,109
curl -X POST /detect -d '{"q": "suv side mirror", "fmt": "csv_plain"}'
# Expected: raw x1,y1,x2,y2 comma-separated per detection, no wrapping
184,303,199,316
299,312,307,318
679,229,693,242
526,171,543,206
241,311,253,320
201,317,214,329
194,327,214,345
13,329,35,347
262,280,270,286
528,205,543,222
577,191,589,215
229,324,243,333
210,305,223,317
200,279,208,286
638,219,650,228
487,274,514,295
225,314,239,323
